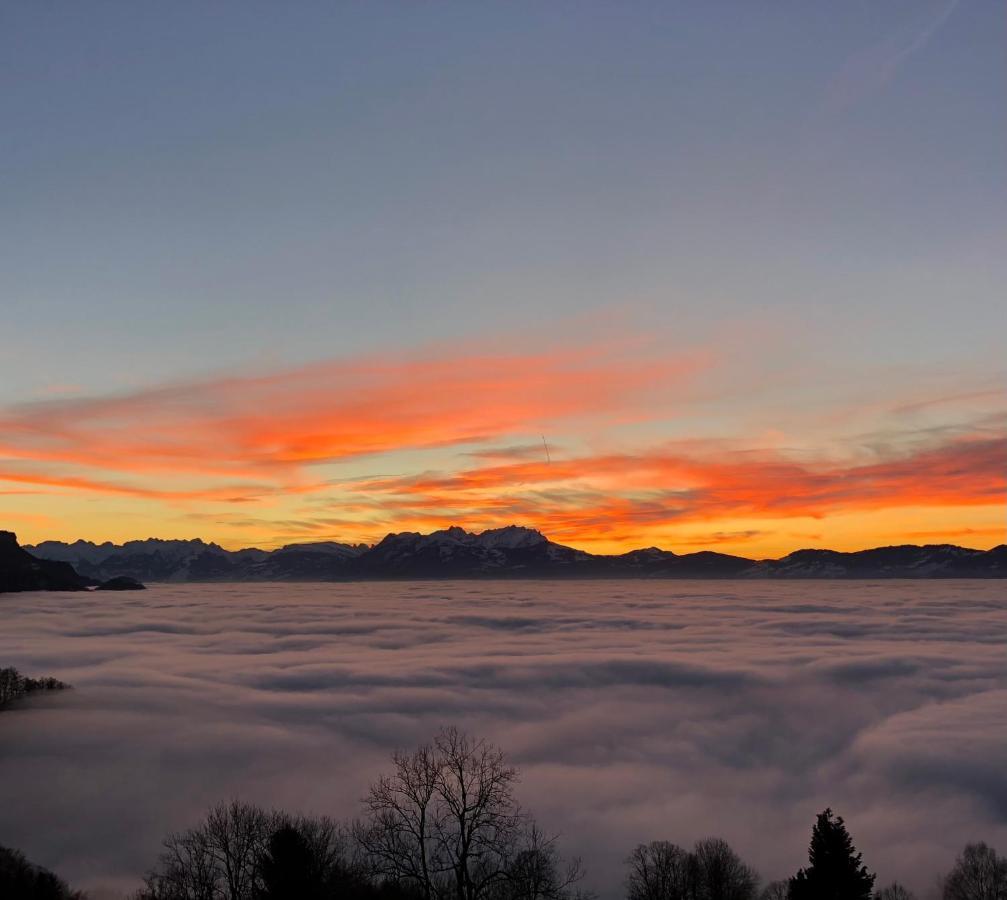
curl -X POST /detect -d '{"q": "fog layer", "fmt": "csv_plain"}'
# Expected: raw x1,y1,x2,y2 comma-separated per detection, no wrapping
1,581,1005,899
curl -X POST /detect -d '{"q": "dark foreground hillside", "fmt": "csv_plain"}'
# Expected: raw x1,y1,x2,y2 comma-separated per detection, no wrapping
0,531,88,592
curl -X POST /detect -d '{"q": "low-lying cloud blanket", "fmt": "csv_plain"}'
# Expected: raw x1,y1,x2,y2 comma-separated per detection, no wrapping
1,581,1005,898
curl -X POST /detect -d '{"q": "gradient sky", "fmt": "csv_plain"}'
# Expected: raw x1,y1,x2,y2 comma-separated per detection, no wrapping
2,1,1004,555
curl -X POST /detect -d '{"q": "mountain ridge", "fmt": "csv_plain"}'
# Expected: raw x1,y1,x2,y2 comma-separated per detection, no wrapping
22,527,1007,581
0,531,89,592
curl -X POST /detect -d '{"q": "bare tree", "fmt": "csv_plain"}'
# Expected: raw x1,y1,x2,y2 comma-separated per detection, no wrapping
137,801,279,900
942,843,1007,900
292,814,358,885
137,825,219,900
203,801,274,900
497,822,585,900
758,883,787,900
358,727,579,900
625,841,694,900
876,884,916,900
625,838,758,900
358,735,445,899
691,838,758,900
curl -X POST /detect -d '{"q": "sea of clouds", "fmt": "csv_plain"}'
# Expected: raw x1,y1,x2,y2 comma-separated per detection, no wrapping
1,580,1005,899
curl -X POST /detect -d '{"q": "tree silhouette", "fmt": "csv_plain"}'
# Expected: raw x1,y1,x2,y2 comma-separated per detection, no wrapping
0,845,84,900
942,842,1007,900
499,823,585,900
356,727,582,900
625,841,693,900
625,838,757,900
136,805,363,900
137,802,281,899
875,884,915,900
691,837,758,900
759,883,788,900
258,826,326,900
0,667,68,708
787,809,874,900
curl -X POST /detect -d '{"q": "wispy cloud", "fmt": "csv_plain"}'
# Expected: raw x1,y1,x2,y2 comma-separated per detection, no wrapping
0,339,707,488
323,434,1006,547
821,0,958,117
2,331,1002,552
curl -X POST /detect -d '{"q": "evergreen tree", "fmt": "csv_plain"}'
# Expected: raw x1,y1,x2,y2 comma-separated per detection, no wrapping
788,809,875,900
258,825,327,900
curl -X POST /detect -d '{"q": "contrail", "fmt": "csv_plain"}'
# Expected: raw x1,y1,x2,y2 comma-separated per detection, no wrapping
822,0,959,117
541,435,551,464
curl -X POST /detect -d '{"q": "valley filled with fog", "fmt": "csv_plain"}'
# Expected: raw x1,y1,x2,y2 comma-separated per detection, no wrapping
1,581,1005,899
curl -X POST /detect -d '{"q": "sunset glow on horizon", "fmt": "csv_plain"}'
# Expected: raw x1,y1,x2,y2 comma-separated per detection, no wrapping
3,329,1003,556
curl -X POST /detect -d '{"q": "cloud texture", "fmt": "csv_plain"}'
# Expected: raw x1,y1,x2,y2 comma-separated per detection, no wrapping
1,582,1005,899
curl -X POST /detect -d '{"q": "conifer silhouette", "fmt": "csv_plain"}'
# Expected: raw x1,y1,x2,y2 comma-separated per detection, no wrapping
788,809,875,900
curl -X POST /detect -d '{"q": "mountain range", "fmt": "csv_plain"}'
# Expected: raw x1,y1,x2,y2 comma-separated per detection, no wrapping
21,525,1007,582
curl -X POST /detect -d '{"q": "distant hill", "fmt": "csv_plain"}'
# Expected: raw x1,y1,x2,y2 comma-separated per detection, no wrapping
0,531,89,592
23,526,1007,581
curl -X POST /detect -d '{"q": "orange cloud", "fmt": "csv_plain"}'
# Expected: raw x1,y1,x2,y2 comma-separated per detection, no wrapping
0,467,299,503
2,335,1002,553
322,435,1006,547
0,341,707,492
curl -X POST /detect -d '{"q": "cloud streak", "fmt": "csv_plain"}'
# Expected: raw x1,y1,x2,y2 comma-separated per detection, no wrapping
0,341,704,481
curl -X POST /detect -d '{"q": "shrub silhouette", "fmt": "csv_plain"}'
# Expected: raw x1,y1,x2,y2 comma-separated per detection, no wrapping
787,809,874,900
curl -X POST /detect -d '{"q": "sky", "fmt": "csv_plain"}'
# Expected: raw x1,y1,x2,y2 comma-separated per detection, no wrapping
1,0,1004,556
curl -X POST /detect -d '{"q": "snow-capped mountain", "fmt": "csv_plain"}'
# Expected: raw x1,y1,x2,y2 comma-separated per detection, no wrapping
751,544,1007,578
21,529,1007,583
353,525,586,577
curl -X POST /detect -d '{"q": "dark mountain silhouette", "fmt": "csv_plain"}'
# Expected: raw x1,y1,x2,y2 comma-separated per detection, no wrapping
755,543,1007,579
0,531,89,593
22,527,1007,582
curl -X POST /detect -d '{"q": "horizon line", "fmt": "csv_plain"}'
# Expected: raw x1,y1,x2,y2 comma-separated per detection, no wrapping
17,524,1005,561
